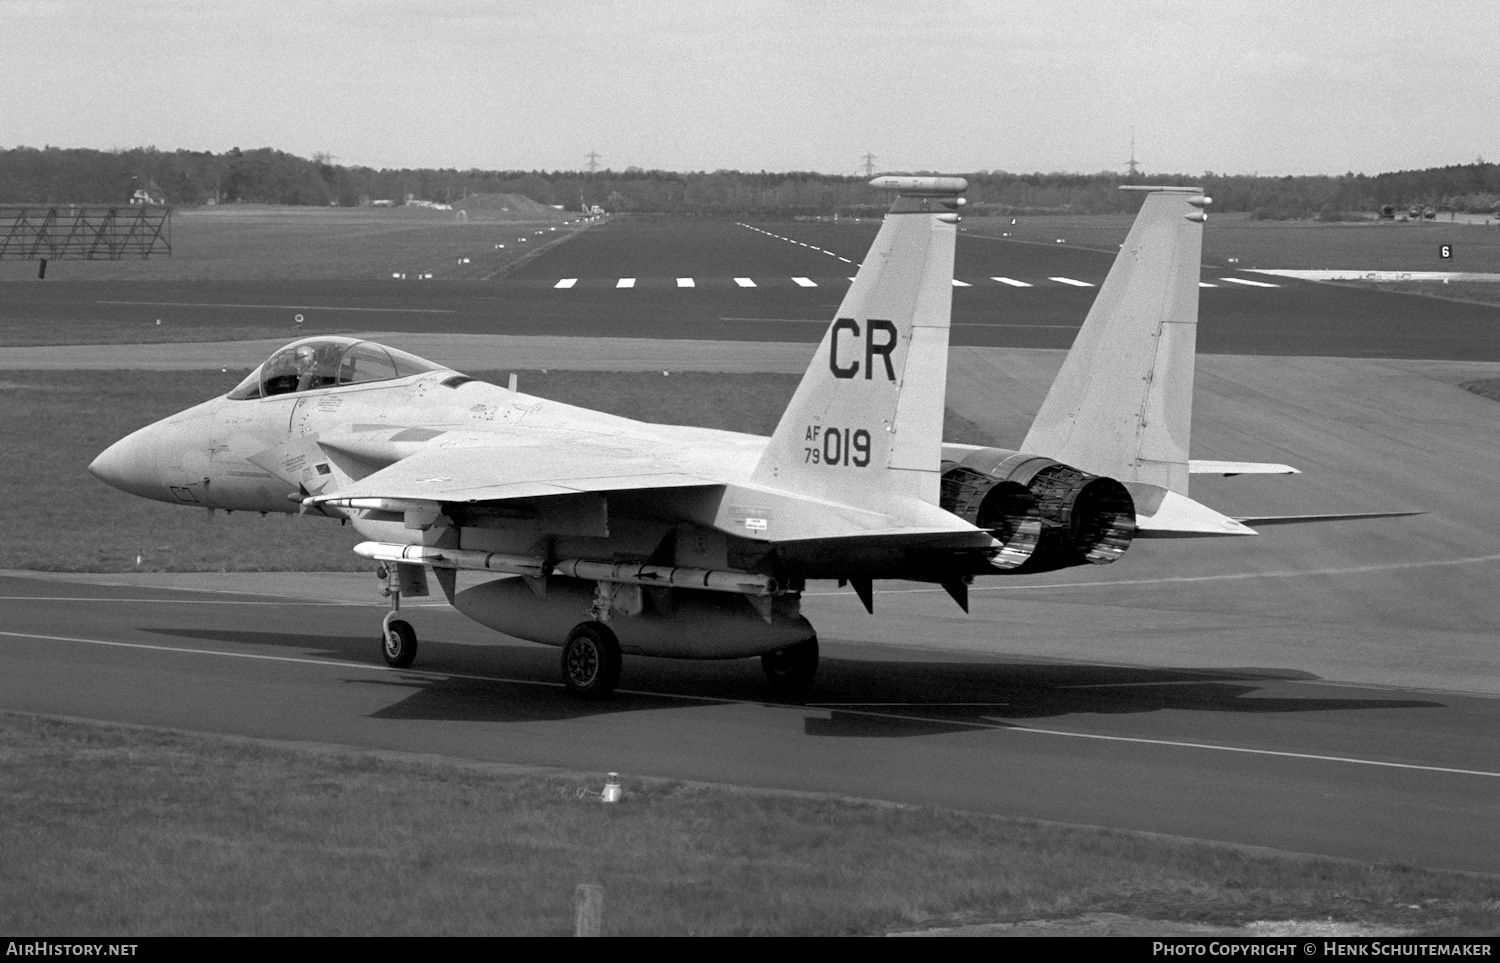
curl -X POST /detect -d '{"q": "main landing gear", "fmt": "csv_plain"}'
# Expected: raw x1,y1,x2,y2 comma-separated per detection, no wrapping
561,622,623,700
760,636,819,691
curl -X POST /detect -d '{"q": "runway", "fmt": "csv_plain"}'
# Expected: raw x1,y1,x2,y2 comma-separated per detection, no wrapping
4,218,1499,357
3,212,1499,875
3,569,1496,873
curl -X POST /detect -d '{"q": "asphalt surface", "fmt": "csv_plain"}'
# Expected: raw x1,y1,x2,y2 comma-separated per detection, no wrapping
2,214,1498,876
4,218,1499,357
4,570,1497,874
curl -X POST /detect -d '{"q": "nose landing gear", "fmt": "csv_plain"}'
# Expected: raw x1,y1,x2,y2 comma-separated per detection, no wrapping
377,563,418,668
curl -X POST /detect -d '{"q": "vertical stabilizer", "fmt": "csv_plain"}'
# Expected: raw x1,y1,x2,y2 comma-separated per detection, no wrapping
750,176,966,510
1021,186,1209,495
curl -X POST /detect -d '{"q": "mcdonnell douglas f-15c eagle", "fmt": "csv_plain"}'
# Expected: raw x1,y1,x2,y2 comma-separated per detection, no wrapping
90,179,1343,699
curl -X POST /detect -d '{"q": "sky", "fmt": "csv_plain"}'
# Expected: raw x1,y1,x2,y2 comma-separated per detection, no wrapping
3,0,1495,176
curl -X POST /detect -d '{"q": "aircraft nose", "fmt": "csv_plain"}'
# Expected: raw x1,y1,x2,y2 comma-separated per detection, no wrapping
89,428,164,499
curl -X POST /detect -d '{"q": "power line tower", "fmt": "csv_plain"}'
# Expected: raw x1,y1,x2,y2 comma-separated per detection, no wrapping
585,151,602,173
1125,128,1142,180
861,152,877,177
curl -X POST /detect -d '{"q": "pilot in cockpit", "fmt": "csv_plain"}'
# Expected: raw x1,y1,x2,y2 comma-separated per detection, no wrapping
262,343,339,395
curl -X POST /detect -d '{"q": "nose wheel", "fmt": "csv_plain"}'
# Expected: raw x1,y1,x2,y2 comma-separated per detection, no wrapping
382,612,417,668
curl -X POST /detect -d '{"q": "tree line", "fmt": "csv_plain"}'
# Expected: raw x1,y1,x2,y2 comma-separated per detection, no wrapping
2,145,1497,219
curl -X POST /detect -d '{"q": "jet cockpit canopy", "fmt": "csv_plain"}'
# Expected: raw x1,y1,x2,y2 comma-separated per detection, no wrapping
227,337,445,400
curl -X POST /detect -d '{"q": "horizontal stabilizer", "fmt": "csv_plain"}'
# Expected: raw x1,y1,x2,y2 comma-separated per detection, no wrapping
1190,460,1300,476
1134,489,1258,537
1232,510,1424,526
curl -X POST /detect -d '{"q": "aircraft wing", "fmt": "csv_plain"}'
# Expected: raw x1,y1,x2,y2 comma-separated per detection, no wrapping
305,443,718,508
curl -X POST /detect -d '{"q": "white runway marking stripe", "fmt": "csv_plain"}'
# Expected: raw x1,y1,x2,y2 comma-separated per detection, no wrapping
991,277,1032,287
1199,282,1218,288
734,277,756,287
952,279,972,287
554,278,577,289
8,627,1496,780
1220,277,1280,287
616,277,635,288
791,277,816,287
676,277,695,287
1049,276,1095,287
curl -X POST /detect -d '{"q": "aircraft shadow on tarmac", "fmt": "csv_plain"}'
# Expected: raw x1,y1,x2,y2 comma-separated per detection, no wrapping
142,627,1443,734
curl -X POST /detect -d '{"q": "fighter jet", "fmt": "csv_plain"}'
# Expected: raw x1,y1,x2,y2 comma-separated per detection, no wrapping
89,178,1318,699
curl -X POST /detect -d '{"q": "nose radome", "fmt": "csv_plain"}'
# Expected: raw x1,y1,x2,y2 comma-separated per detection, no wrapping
89,428,164,500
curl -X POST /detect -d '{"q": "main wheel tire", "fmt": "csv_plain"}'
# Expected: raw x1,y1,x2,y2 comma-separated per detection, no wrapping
382,618,417,668
562,622,622,700
761,636,818,691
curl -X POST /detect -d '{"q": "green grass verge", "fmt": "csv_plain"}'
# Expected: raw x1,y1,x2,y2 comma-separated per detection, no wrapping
2,712,1494,936
5,369,997,572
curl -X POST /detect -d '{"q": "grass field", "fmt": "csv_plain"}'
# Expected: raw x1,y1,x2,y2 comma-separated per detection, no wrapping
4,712,1493,937
0,204,580,283
5,369,997,572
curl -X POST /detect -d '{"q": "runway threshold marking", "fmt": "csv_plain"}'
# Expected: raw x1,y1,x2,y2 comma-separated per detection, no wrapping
1221,277,1280,287
992,276,1032,287
96,301,457,314
1048,276,1095,287
733,277,756,287
7,628,1498,782
554,278,577,289
791,277,817,287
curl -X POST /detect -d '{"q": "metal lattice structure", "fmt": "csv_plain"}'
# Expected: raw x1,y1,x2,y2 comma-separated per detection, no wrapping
0,205,172,260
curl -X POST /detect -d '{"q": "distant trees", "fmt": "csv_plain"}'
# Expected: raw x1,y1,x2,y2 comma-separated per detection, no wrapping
2,145,1496,218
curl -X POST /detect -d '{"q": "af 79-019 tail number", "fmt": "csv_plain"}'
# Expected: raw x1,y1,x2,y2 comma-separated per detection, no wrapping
804,425,872,466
